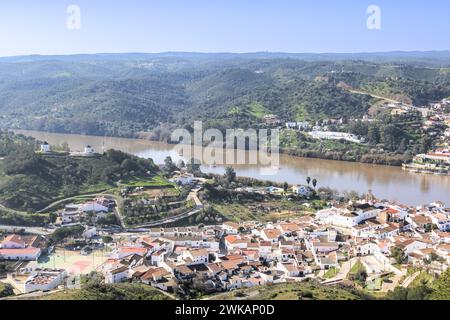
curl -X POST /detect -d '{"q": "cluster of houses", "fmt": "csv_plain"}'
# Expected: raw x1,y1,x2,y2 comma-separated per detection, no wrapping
93,221,327,293
235,184,313,198
57,197,116,227
1,196,450,295
0,234,45,261
405,148,450,175
316,199,450,273
89,194,450,294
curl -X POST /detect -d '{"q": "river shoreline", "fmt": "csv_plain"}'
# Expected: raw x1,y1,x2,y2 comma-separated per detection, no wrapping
11,128,406,168
12,129,450,206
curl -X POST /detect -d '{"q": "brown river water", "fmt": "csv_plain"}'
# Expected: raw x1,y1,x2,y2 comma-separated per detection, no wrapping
15,130,450,207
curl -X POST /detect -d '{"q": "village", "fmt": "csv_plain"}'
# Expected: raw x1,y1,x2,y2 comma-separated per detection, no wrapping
1,160,450,298
265,97,450,173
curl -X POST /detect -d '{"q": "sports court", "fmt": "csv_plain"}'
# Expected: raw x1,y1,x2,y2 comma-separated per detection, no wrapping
37,248,111,275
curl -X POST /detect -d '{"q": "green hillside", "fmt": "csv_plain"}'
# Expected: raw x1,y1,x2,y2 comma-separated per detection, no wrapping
0,55,449,137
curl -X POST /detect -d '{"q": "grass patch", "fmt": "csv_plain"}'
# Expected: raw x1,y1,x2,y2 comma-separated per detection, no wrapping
323,267,340,279
36,283,172,300
248,102,269,119
121,175,175,188
211,281,373,300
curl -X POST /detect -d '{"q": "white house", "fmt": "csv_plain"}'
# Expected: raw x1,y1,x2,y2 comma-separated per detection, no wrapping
82,227,98,239
172,173,194,186
222,221,240,234
431,213,450,232
224,235,247,251
261,229,281,243
1,235,30,249
150,250,166,266
84,145,95,155
105,266,129,284
0,247,42,261
356,242,379,256
40,142,51,153
181,249,209,265
278,262,301,277
8,269,66,293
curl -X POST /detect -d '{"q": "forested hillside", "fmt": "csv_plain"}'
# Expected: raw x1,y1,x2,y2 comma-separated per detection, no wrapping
0,131,159,211
0,53,449,137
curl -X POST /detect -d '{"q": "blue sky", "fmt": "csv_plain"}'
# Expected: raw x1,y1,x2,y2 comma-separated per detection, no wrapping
0,0,449,56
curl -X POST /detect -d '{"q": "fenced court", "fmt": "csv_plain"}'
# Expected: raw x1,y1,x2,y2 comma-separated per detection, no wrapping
37,248,111,275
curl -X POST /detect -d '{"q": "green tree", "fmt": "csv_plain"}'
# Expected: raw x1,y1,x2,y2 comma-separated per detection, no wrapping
306,177,311,186
428,268,450,300
312,178,318,189
391,247,407,265
164,156,176,173
367,125,380,145
102,236,113,244
224,167,236,184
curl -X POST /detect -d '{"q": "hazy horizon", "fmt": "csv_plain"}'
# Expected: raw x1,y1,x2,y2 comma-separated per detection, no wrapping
1,0,450,57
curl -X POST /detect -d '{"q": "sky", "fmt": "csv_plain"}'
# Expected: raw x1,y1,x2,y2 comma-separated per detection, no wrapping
0,0,449,57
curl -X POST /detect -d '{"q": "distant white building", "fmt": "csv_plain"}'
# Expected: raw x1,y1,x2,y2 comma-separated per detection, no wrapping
70,145,96,157
40,142,51,153
316,204,380,228
8,269,66,293
172,173,194,186
105,266,129,284
285,122,310,130
84,145,95,155
309,131,362,144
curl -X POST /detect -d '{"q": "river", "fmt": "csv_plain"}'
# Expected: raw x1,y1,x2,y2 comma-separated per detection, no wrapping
15,130,450,206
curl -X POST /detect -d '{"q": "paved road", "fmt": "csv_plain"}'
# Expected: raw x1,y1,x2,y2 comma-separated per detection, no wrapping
347,89,414,108
402,272,420,288
126,209,201,230
36,191,116,213
322,257,358,284
0,225,53,235
125,187,204,230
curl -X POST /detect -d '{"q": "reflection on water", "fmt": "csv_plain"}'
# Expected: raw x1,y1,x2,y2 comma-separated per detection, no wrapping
15,130,450,206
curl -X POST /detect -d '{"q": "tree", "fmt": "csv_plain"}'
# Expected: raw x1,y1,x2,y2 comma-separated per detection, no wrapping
102,236,113,244
164,156,176,173
367,125,380,145
428,268,450,300
391,247,407,265
186,158,201,174
283,182,289,192
0,283,14,298
312,178,318,189
306,177,311,186
224,167,236,184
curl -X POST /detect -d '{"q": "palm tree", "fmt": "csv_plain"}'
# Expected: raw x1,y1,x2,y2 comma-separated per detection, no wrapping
312,178,318,189
306,176,311,185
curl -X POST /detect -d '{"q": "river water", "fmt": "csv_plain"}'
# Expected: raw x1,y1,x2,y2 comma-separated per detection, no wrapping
15,130,450,206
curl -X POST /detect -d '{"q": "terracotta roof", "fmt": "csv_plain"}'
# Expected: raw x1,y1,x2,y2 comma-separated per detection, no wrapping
118,247,148,255
262,229,281,239
141,267,169,280
225,235,239,244
0,248,41,255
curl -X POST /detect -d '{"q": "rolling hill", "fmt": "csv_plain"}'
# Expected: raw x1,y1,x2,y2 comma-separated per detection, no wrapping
0,52,449,137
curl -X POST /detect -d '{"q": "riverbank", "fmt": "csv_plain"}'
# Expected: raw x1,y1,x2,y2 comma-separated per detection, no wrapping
12,128,410,167
12,129,450,206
